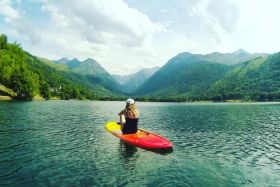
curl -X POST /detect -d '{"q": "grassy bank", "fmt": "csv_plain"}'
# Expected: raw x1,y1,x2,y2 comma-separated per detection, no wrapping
0,84,16,100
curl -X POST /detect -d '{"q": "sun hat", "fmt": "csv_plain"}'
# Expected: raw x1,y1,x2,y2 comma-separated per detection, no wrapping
126,98,135,105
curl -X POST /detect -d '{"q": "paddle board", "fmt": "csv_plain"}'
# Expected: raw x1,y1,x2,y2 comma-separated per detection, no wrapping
105,121,173,149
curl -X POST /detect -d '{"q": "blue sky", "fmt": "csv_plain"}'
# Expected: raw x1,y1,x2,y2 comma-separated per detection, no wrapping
0,0,280,75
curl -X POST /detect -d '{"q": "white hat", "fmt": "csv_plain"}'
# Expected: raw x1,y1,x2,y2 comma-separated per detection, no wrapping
126,98,135,105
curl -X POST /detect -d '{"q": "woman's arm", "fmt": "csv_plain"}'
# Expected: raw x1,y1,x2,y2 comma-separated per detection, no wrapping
118,109,125,115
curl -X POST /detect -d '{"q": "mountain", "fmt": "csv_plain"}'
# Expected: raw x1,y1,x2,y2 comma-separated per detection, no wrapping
135,50,270,100
113,74,134,85
122,67,160,94
55,58,109,75
2,32,279,102
113,67,159,94
166,49,268,66
66,58,80,68
0,34,120,100
39,57,69,71
54,57,69,64
208,53,280,101
137,60,231,98
54,58,121,93
204,49,268,65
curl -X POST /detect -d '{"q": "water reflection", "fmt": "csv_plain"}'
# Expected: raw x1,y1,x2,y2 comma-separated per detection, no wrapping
118,141,138,170
144,147,173,155
119,140,137,159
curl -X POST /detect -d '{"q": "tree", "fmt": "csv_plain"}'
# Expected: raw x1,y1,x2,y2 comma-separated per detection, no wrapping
40,81,51,100
10,69,40,100
0,34,7,49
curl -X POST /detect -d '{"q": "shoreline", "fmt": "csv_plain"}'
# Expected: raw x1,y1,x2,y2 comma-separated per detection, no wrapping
1,96,280,104
0,96,12,101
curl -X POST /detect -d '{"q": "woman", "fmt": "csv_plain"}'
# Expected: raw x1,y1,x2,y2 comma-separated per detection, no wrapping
118,98,139,134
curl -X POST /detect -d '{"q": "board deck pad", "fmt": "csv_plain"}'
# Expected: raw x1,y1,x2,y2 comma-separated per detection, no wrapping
105,121,173,149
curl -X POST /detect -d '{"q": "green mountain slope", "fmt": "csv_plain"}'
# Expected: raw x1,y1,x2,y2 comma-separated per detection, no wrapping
203,49,268,65
137,60,231,99
209,53,280,101
54,58,121,93
135,50,274,101
0,34,118,100
135,52,234,96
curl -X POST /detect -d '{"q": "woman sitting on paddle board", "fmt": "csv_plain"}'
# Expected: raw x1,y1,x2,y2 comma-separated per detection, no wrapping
118,98,139,134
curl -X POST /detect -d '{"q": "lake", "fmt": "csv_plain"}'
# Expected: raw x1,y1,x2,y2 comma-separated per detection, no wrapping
0,101,280,186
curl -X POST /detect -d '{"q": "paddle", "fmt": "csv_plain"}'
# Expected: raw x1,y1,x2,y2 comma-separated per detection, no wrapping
138,128,150,135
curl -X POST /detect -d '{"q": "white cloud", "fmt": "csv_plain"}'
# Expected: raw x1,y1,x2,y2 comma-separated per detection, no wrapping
0,0,20,21
0,0,41,44
233,0,280,53
42,0,163,47
148,0,240,57
206,0,239,32
1,0,280,74
32,0,165,74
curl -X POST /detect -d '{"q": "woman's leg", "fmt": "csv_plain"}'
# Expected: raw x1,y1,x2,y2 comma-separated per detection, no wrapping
120,114,126,131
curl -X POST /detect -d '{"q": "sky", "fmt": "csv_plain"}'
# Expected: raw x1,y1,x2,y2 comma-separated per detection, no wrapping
0,0,280,75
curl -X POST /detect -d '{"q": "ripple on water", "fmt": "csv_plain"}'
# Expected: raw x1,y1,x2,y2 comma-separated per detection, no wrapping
0,101,280,186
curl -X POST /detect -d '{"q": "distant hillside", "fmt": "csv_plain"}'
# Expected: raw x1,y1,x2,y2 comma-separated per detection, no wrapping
54,57,69,64
0,34,119,100
113,67,159,94
113,74,134,85
202,49,268,65
135,50,276,101
54,58,121,93
55,58,108,75
208,53,280,101
136,60,231,97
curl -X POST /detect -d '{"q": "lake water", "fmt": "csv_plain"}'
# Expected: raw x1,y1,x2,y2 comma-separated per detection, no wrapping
0,101,280,186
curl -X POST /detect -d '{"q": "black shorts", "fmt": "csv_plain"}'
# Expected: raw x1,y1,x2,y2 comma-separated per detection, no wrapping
122,118,138,134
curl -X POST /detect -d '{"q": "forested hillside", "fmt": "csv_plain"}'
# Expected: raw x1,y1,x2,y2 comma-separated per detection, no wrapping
136,60,232,101
208,54,280,101
0,34,119,100
135,51,242,96
135,51,279,102
54,58,121,92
